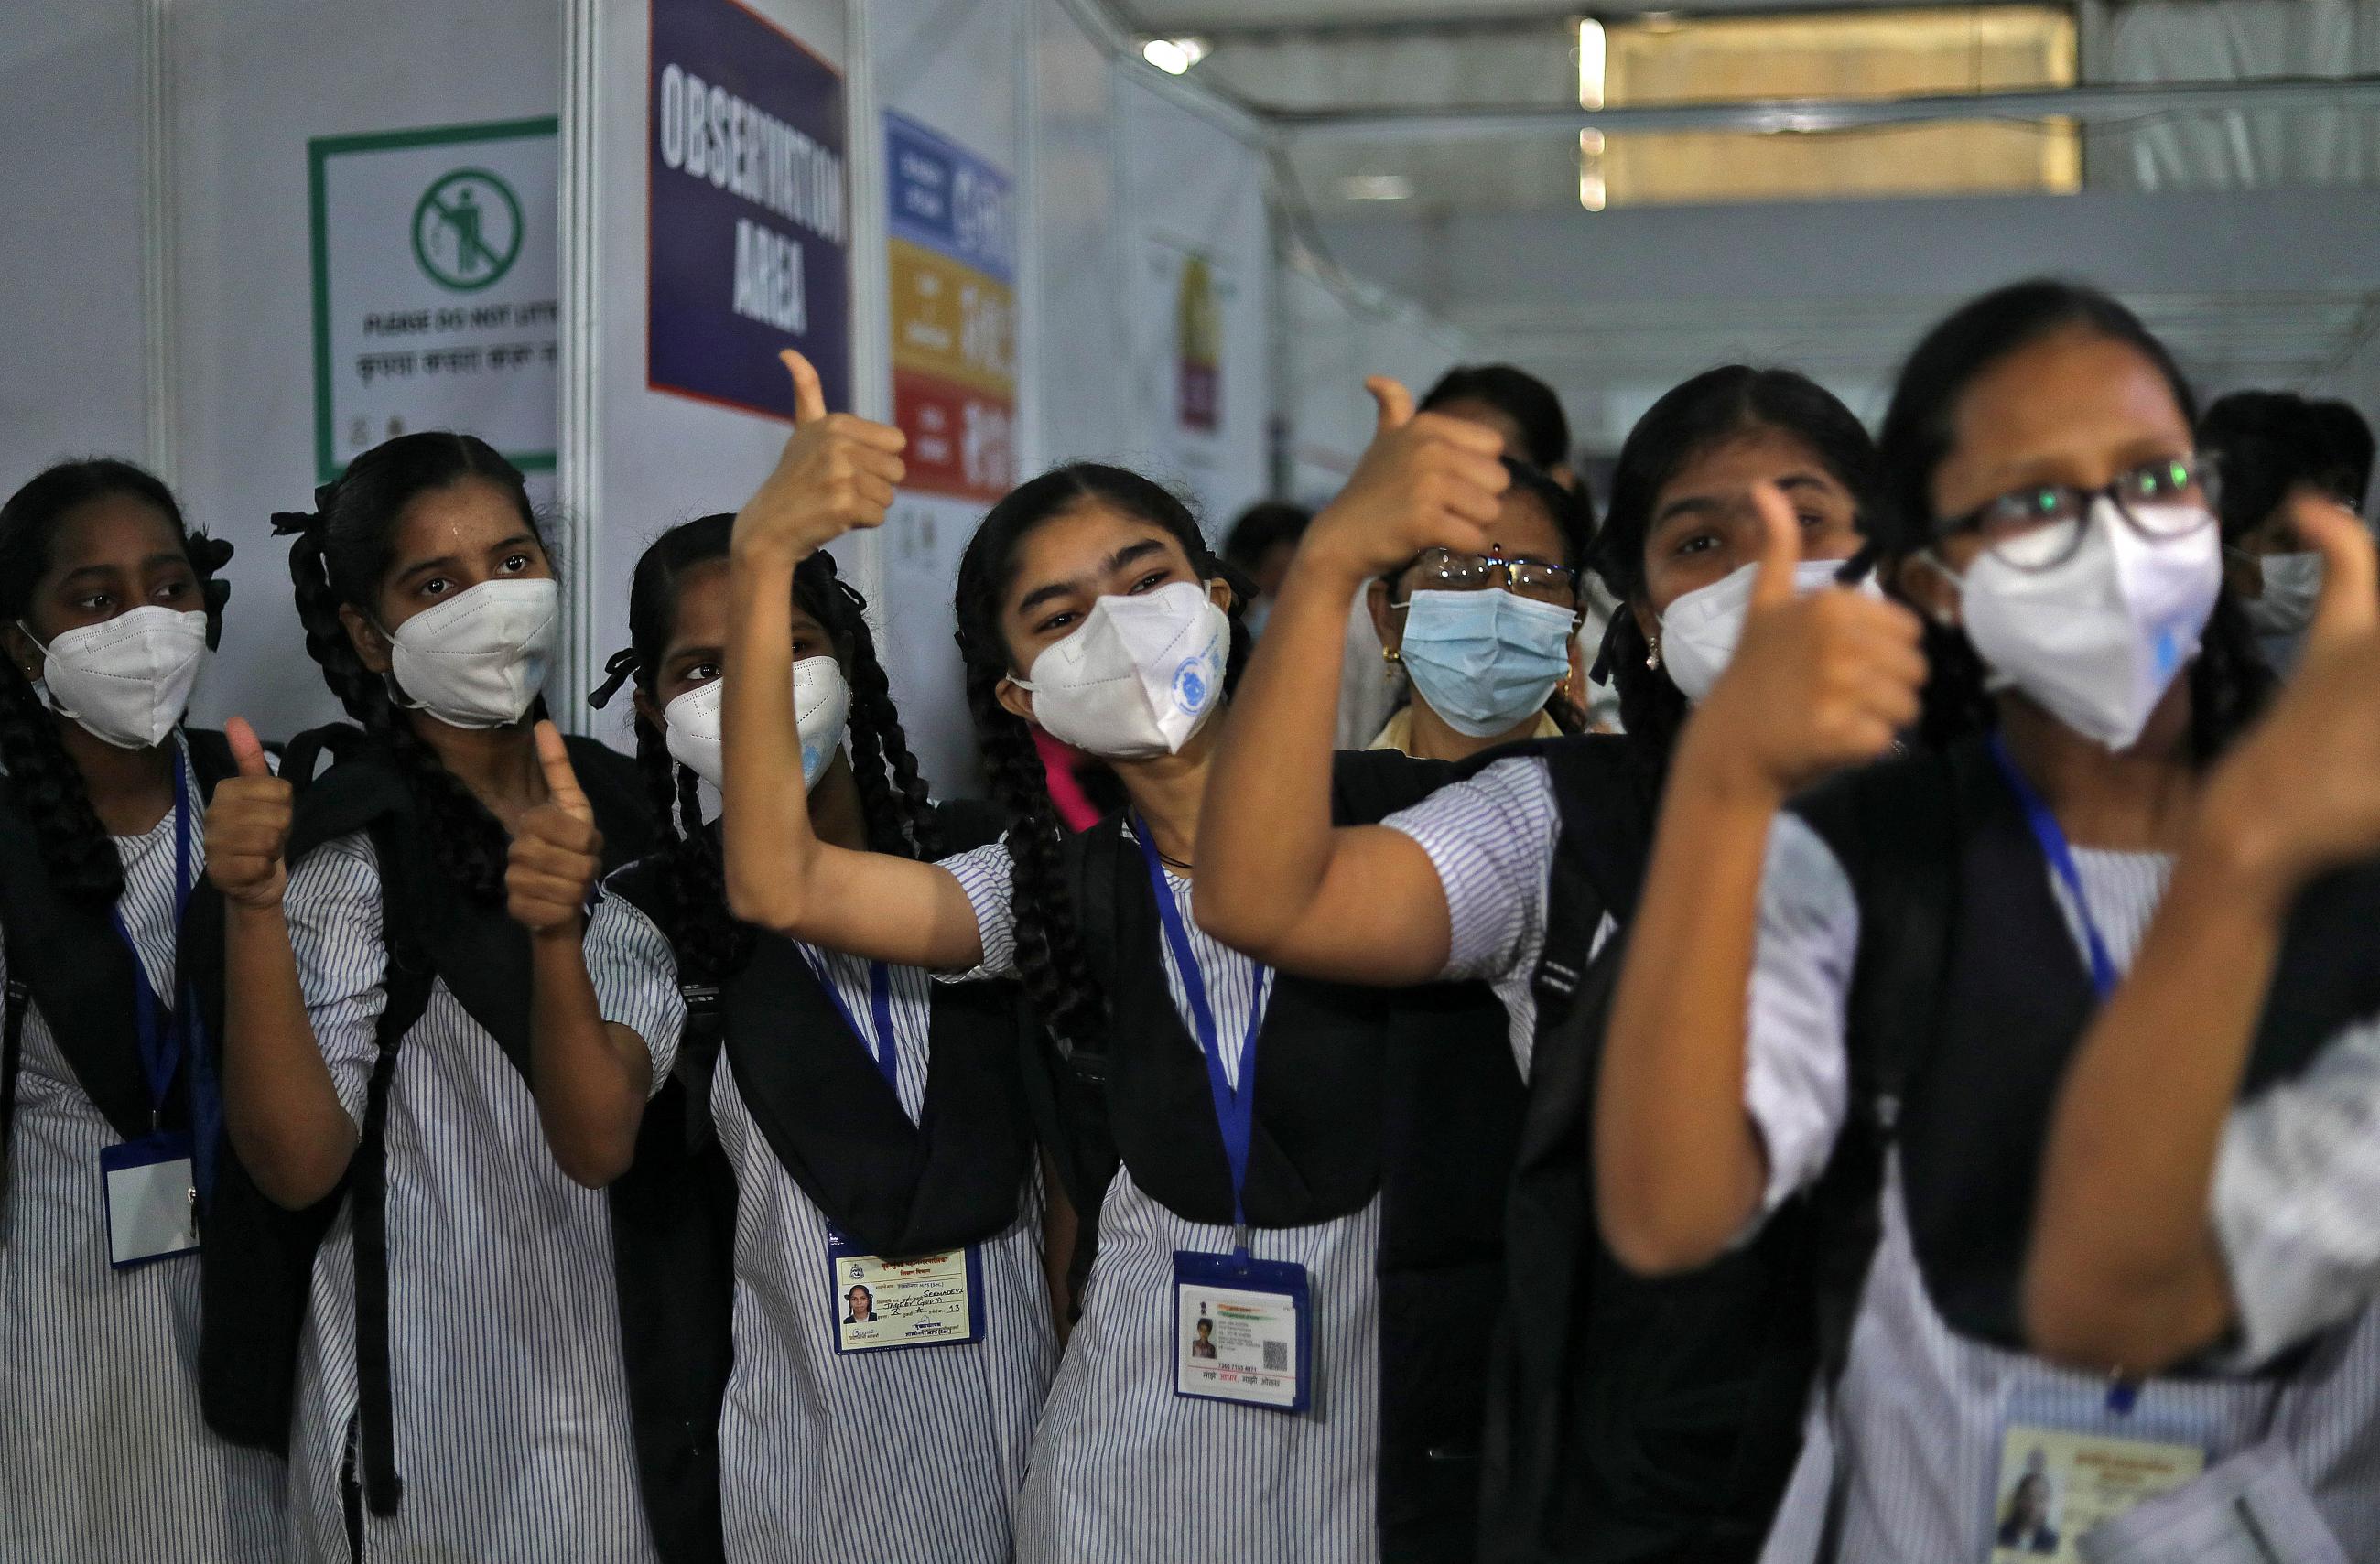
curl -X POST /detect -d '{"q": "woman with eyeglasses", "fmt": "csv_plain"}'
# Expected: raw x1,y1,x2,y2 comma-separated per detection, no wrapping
1363,458,1593,762
1595,279,2380,1560
1195,366,1910,1559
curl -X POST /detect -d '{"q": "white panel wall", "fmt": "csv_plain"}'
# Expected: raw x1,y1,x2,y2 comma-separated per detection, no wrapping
0,3,154,485
1279,254,1480,507
173,0,561,736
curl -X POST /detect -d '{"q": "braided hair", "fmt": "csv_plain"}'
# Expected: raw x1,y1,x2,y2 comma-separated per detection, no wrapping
595,515,942,986
953,464,1253,1056
276,432,544,903
1588,366,1883,800
0,458,231,911
1872,279,2273,760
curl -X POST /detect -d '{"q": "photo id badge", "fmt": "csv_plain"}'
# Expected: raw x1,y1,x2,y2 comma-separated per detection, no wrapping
826,1231,987,1354
99,1131,200,1269
1986,1387,2211,1563
1173,1249,1312,1414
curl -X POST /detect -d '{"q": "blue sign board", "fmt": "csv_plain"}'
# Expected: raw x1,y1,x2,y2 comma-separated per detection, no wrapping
884,113,1015,286
647,0,850,418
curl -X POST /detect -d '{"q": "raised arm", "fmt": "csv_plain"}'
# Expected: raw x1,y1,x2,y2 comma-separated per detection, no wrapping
511,723,650,1187
1193,380,1509,984
209,717,359,1209
719,351,985,971
2026,498,2380,1372
1595,493,1923,1274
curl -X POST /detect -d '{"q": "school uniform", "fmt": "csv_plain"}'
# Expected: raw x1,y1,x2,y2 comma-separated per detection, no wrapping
583,888,1056,1564
945,760,1521,1564
1740,739,2380,1563
0,732,283,1561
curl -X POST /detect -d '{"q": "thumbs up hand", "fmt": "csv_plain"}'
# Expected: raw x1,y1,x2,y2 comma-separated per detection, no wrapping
2199,494,2380,904
730,349,909,569
1680,484,1926,802
507,722,607,936
204,717,295,910
1299,375,1510,586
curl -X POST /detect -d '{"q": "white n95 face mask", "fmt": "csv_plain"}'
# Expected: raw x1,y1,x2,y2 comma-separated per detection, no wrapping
385,577,558,730
1014,580,1229,760
2240,550,2323,639
1659,559,1873,704
21,605,210,750
663,656,850,793
1955,498,2221,751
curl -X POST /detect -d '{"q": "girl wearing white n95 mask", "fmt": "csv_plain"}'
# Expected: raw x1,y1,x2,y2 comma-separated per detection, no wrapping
1598,280,2380,1564
565,513,1055,1564
719,351,1531,1563
1365,456,1593,762
0,459,286,1561
209,432,676,1564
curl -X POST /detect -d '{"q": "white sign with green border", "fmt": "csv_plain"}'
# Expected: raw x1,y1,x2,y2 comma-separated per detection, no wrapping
308,117,559,484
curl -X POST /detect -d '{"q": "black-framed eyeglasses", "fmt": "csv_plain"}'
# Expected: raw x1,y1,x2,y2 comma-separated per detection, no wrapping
1936,453,2222,573
1396,546,1580,607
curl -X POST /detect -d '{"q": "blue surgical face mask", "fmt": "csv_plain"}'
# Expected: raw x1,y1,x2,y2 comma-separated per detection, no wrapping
1394,588,1576,739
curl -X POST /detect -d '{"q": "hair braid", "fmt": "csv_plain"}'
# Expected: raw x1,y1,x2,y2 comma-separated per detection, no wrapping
969,673,1105,1053
629,711,751,987
0,658,124,909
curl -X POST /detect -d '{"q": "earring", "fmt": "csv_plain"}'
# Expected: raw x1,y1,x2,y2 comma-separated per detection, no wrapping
1382,646,1401,666
1645,635,1662,671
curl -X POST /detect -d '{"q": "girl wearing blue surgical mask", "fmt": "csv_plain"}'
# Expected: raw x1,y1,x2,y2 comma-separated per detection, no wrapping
1364,458,1590,761
1596,281,2380,1562
0,460,286,1560
2201,389,2342,675
1193,366,1897,1560
720,352,1525,1563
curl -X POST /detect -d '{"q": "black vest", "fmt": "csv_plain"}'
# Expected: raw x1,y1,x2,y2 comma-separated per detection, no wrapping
1467,735,1819,1564
0,728,238,1204
198,732,732,1564
1795,733,2380,1355
1027,750,1526,1564
605,804,1031,1261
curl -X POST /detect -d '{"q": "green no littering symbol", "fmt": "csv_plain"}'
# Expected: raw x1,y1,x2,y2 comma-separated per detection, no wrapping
412,168,523,292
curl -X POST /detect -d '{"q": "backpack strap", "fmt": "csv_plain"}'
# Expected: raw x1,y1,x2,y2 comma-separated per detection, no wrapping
279,723,368,793
352,927,436,1517
676,984,726,1154
1794,749,1957,1560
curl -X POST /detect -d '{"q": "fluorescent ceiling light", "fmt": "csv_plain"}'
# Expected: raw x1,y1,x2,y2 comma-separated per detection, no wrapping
1577,18,1606,112
1142,37,1209,74
1338,173,1415,200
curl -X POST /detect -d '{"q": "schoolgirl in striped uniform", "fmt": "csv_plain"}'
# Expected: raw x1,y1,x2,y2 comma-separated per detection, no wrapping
1598,281,2380,1561
0,459,282,1561
711,355,1521,1564
213,433,667,1563
1191,369,1909,1560
537,512,1055,1564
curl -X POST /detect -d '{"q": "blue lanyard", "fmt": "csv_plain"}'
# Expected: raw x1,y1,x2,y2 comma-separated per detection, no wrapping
108,757,195,1123
799,946,900,1088
1986,735,2118,1000
1132,819,1270,1253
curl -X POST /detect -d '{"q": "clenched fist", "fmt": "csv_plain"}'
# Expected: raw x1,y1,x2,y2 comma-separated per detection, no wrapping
730,349,909,568
203,717,293,911
507,722,606,936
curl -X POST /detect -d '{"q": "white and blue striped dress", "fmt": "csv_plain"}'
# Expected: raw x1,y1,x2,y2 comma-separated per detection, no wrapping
585,892,1057,1564
278,832,676,1564
0,735,284,1562
942,839,1383,1564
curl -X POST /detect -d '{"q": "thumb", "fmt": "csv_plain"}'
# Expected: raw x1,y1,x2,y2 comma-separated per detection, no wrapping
2294,490,2379,654
1365,376,1414,436
782,350,828,426
534,720,592,823
1747,481,1802,611
226,717,271,778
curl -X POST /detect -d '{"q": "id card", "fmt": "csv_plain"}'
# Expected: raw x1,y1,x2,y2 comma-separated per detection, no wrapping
1987,1422,2207,1562
100,1132,200,1269
1173,1248,1312,1413
827,1233,987,1354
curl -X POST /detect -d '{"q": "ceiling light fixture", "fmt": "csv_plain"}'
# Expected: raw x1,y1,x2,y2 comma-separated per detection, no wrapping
1141,37,1210,75
1339,173,1415,200
1576,17,1606,112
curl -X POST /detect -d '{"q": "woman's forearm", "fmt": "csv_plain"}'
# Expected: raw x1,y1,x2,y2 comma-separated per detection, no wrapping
1595,739,1778,1275
526,930,652,1188
221,901,357,1208
2025,830,2289,1371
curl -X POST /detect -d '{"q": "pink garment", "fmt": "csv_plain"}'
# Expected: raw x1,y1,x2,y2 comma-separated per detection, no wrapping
1033,726,1103,832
